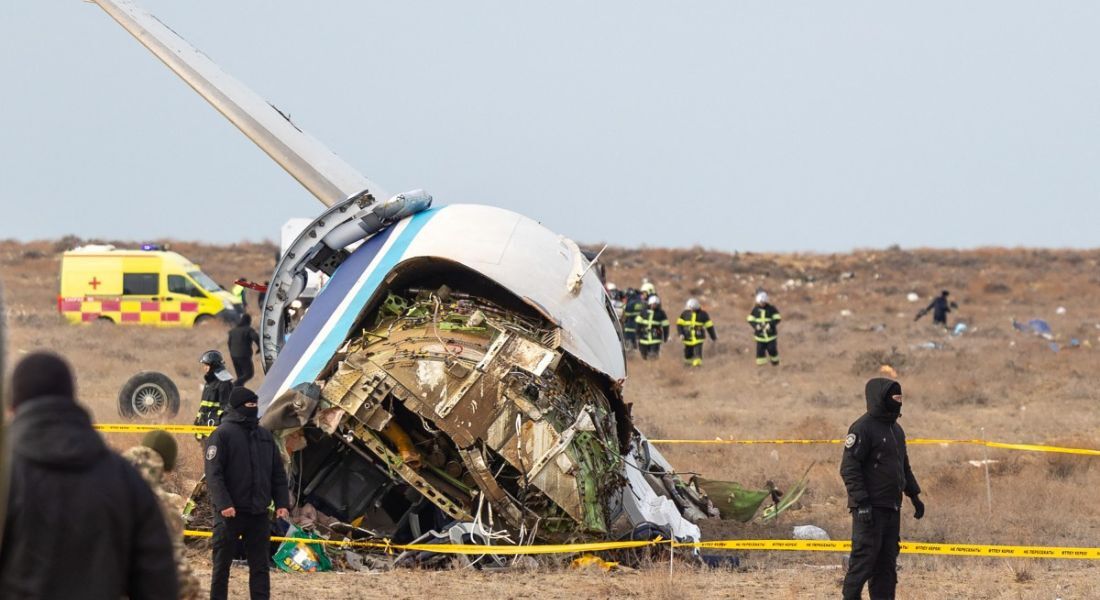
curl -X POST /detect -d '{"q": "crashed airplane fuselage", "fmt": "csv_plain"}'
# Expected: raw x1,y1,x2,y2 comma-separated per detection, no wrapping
256,202,708,542
90,0,712,544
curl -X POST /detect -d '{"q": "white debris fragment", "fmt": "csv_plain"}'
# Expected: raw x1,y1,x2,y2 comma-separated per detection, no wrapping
840,309,853,317
1056,306,1067,315
906,292,919,302
793,525,830,540
415,360,446,391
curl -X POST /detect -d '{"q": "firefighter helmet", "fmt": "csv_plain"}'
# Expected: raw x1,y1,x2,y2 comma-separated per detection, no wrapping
199,350,225,368
686,298,701,311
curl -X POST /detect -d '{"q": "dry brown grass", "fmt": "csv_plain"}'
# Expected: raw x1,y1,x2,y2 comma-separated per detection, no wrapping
4,239,1100,596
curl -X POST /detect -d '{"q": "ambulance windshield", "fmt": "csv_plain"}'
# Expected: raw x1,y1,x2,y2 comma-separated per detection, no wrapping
188,271,223,293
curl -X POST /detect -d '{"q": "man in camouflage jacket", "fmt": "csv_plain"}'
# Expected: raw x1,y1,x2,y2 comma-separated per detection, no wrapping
125,430,202,600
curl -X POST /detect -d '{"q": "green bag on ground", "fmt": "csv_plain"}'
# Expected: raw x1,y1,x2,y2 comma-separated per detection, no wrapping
274,525,333,573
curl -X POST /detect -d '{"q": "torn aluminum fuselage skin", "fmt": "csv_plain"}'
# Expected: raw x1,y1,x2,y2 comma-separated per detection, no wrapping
258,205,704,543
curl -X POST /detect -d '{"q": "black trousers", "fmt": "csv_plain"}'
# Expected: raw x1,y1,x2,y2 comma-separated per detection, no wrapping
639,343,661,360
232,354,255,386
682,343,704,365
843,507,900,600
755,339,779,365
623,329,638,350
211,512,271,600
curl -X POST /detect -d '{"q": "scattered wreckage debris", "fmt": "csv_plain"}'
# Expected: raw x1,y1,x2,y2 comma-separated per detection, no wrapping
183,283,809,569
694,462,811,524
260,285,645,543
1009,318,1090,352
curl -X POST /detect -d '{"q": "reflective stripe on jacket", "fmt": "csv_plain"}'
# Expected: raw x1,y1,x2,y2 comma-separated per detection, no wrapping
677,309,715,346
635,308,670,345
746,303,781,342
622,299,645,332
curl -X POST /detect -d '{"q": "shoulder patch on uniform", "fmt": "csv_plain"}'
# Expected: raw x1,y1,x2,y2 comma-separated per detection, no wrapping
845,433,857,448
206,445,217,461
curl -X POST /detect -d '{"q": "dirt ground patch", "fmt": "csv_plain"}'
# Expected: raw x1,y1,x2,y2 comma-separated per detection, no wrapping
4,239,1100,597
190,561,1100,599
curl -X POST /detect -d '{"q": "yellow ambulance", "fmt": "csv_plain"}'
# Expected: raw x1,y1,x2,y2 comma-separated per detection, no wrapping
58,245,242,327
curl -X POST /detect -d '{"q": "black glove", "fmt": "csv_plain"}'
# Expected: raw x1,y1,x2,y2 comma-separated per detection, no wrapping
910,495,925,520
856,505,873,524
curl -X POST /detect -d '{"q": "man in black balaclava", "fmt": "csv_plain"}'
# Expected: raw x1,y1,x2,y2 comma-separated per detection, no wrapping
204,387,290,600
840,378,924,600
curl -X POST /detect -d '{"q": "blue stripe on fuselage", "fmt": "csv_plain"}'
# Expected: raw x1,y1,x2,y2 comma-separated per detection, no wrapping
258,209,439,411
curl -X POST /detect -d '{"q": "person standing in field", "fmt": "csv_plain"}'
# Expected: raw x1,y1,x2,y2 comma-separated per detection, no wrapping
205,387,290,600
124,430,202,599
914,290,956,328
228,313,261,386
677,298,717,367
840,378,925,600
621,288,645,353
0,352,177,598
635,295,670,360
230,278,248,310
194,349,233,442
746,291,781,367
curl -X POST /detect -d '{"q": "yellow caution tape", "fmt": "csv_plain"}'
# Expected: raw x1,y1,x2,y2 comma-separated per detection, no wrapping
94,424,1100,456
649,438,1100,456
681,539,851,552
96,424,214,434
183,529,656,555
675,539,1100,559
181,529,1100,560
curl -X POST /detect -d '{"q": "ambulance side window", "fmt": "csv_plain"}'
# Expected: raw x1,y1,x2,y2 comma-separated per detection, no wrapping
168,275,205,298
123,273,159,295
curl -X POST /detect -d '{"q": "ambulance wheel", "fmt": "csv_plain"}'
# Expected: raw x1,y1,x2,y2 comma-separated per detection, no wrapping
118,371,180,420
193,314,213,327
96,316,115,324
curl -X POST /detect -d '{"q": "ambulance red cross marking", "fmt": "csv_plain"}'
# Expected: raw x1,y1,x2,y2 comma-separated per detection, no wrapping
88,277,102,290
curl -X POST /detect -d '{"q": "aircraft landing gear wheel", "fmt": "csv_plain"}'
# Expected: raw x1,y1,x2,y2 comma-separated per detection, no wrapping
118,371,180,420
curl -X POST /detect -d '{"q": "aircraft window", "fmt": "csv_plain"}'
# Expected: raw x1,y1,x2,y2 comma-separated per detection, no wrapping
168,275,205,297
123,273,159,295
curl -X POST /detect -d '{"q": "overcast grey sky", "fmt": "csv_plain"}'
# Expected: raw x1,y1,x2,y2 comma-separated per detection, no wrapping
1,2,1097,252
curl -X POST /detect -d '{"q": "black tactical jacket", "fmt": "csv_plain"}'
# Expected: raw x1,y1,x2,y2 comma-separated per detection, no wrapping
840,378,921,509
204,409,290,515
0,396,177,599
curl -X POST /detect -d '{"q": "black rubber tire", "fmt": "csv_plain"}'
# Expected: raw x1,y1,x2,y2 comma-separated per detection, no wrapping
192,314,213,328
118,371,180,420
96,316,115,324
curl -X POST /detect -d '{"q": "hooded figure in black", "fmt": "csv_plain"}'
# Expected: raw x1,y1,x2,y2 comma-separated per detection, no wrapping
840,378,924,600
204,386,290,600
0,352,178,599
227,313,261,385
